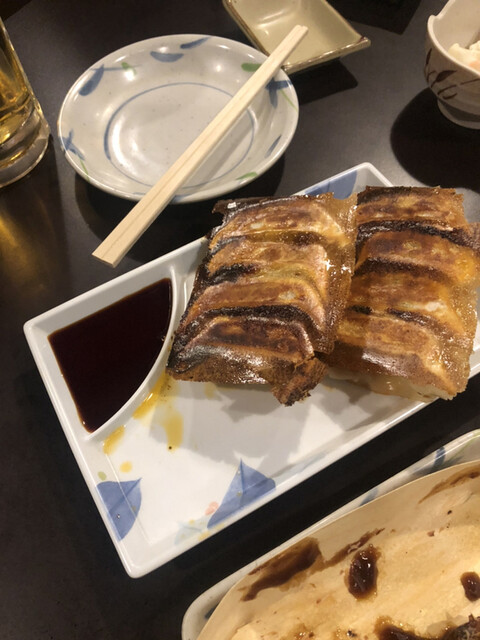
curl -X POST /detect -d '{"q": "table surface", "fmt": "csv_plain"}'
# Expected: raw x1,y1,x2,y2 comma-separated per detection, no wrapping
2,1,480,638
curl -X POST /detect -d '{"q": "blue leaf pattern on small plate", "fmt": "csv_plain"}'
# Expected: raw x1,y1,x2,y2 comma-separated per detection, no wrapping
79,65,105,96
150,51,184,63
62,130,85,161
265,135,281,158
181,37,210,49
267,79,292,108
78,63,138,96
97,479,142,540
208,461,275,528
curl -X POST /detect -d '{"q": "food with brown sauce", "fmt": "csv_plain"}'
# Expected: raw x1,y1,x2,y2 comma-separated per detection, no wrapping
167,193,357,405
326,186,480,401
376,615,480,640
198,463,480,640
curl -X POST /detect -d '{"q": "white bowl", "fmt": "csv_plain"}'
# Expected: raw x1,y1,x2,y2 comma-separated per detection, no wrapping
58,34,299,202
425,0,480,128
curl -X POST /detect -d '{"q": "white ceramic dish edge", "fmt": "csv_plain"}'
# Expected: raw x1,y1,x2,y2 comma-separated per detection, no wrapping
57,34,299,202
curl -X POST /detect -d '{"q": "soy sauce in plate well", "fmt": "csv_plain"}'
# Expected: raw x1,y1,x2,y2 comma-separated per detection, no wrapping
48,278,172,433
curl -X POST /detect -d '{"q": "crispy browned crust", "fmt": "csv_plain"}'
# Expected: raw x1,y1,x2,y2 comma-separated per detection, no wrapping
167,194,357,405
327,186,479,401
356,186,468,228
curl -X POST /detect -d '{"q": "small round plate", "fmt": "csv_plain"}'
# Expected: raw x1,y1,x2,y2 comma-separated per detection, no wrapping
58,34,299,202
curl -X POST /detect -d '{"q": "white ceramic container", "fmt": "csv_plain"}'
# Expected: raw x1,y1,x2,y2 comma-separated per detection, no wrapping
425,0,480,128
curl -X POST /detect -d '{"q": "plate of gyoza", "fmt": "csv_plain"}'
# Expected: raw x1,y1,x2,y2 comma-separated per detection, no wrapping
24,162,480,577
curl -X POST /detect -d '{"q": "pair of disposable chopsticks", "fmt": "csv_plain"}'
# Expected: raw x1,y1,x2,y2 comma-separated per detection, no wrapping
92,24,308,267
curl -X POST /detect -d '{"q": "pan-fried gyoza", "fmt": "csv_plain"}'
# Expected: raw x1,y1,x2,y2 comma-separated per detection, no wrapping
326,186,480,401
166,193,357,405
167,185,479,404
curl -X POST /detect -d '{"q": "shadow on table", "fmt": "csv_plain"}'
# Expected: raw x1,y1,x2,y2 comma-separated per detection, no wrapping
74,156,286,264
330,0,421,34
2,0,31,19
391,89,480,201
293,60,358,105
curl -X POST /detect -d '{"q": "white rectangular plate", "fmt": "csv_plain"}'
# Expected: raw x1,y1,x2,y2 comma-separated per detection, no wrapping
24,163,480,577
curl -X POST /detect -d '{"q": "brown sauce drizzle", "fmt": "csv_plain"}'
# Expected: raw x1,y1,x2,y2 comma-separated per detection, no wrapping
242,538,320,601
375,615,480,640
461,572,480,601
242,530,383,601
49,278,172,432
347,545,379,599
419,467,480,503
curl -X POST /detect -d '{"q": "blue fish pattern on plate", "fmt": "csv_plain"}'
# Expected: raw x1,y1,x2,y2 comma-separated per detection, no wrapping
265,135,281,158
267,79,292,108
97,479,142,540
180,36,210,49
79,62,137,96
150,51,184,63
79,65,105,96
174,459,275,545
151,36,210,61
208,461,275,528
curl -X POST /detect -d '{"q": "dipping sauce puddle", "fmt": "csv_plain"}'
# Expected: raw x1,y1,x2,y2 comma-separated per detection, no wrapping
48,278,172,432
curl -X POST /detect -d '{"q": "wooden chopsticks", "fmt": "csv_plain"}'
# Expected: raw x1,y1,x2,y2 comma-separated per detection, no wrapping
92,24,308,267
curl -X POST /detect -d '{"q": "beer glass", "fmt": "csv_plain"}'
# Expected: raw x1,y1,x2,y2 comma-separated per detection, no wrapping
0,18,50,187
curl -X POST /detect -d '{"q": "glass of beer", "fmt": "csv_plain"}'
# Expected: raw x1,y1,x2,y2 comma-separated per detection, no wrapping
0,18,50,187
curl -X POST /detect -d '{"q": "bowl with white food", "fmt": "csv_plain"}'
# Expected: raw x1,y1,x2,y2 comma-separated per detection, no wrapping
425,0,480,128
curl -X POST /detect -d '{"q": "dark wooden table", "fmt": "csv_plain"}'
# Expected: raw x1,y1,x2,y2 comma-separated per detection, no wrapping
2,1,480,638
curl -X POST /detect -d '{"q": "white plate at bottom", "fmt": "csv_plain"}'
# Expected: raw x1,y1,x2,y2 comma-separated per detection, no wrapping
24,162,480,577
182,429,480,640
